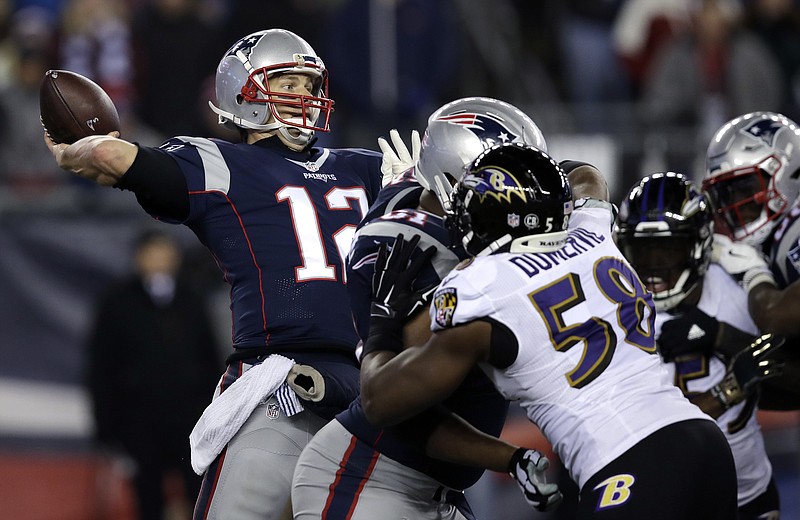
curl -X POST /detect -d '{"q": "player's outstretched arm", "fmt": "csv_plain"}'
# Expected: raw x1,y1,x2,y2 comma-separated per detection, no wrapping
361,311,489,426
426,413,562,513
360,234,489,426
44,131,137,186
749,280,800,337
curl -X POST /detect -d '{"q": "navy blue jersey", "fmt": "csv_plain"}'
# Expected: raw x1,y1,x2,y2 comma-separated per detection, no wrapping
341,170,509,490
154,136,382,352
769,205,800,287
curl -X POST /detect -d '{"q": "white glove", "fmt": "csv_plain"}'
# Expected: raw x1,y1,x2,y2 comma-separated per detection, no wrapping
378,129,421,187
508,448,563,512
286,364,325,402
711,234,776,294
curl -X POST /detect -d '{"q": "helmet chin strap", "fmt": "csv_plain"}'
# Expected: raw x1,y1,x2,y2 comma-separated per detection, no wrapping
277,118,315,146
208,101,315,145
737,216,775,247
510,232,569,253
653,268,694,311
474,234,512,257
470,231,569,257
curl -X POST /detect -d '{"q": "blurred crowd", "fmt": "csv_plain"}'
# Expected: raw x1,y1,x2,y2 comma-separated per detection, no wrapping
0,0,799,205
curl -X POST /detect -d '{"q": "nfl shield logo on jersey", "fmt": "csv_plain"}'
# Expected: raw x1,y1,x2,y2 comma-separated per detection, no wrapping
434,287,458,328
267,402,280,420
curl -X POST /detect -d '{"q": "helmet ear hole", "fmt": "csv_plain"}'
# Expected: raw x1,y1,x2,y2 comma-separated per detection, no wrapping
235,94,244,105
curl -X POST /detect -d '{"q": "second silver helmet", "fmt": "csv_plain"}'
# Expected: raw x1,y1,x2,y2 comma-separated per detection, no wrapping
416,97,547,211
703,111,800,246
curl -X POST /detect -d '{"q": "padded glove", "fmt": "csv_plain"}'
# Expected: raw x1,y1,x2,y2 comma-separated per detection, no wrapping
711,234,777,294
363,234,436,357
378,129,420,187
508,448,563,512
711,333,785,409
658,307,720,361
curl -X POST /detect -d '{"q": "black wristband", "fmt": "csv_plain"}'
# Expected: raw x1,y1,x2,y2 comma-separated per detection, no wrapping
361,324,404,358
507,447,527,474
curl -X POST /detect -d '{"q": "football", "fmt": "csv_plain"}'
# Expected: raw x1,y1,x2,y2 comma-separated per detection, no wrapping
39,69,121,145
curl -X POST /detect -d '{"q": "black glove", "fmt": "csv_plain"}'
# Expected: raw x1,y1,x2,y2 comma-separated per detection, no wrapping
363,234,436,357
508,448,563,512
711,333,785,409
657,307,720,361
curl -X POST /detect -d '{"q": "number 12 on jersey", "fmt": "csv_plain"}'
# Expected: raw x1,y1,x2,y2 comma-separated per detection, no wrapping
277,185,369,282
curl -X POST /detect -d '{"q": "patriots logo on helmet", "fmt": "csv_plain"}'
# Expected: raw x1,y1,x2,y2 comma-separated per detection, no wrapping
227,34,261,59
436,111,520,145
467,167,528,204
740,119,784,147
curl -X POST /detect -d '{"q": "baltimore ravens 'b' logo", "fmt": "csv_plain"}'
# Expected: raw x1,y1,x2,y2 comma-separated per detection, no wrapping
740,118,784,147
435,111,520,145
466,167,528,204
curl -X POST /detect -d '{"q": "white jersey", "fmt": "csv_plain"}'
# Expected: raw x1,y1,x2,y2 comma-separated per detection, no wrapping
430,200,710,489
657,263,772,506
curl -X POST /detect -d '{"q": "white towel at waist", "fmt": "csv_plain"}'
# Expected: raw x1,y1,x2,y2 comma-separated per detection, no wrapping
189,354,295,475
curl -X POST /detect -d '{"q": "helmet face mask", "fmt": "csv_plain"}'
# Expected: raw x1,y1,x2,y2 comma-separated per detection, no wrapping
703,111,800,246
446,143,572,257
616,172,712,311
415,97,547,213
620,235,699,306
209,29,334,145
245,67,332,132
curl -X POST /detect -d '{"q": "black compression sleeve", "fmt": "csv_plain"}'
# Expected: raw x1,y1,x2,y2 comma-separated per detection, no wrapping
114,146,189,221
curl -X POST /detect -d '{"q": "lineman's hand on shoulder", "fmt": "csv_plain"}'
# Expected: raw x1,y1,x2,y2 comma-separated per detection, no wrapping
371,233,436,322
363,234,436,357
712,333,785,409
508,448,562,512
711,234,776,294
378,129,420,187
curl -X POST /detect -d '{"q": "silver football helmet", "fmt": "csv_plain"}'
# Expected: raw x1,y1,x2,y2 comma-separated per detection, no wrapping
415,97,547,212
703,111,800,246
208,29,333,146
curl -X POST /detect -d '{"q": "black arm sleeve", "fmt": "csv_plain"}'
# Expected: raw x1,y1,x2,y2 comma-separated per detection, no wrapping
114,146,189,221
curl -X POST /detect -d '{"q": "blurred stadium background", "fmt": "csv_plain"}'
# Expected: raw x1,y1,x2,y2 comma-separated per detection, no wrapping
0,0,798,518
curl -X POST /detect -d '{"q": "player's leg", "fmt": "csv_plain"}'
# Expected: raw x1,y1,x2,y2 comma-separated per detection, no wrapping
193,396,328,520
292,419,471,520
575,419,737,519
